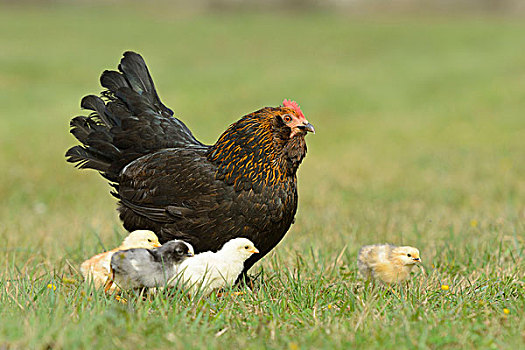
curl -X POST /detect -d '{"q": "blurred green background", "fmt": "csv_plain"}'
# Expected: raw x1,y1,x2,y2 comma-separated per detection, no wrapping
1,0,523,252
0,0,523,348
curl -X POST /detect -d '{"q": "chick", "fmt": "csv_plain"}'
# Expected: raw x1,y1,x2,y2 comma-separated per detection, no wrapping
107,240,194,291
173,238,259,295
357,244,421,284
80,230,161,290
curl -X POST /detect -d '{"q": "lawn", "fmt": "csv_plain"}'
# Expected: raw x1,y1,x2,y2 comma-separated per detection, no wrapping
0,2,523,349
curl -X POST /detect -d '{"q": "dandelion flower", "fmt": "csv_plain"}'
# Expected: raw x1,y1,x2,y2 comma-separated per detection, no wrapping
328,304,332,309
470,219,478,228
47,283,57,291
289,342,299,350
441,284,449,291
503,308,510,315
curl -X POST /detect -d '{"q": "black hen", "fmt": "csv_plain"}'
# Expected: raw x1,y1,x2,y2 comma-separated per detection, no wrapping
66,51,314,275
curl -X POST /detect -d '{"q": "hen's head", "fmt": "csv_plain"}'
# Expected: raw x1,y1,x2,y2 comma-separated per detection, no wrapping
207,99,314,191
280,99,315,138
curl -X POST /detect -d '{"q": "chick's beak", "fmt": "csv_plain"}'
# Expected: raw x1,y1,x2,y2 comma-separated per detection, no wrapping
153,242,161,248
187,252,194,257
249,248,259,254
413,257,421,262
298,121,315,134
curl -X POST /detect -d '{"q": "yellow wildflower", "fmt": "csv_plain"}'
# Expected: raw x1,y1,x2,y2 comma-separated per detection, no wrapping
503,308,510,315
441,284,449,291
47,283,57,291
470,219,478,228
289,342,299,350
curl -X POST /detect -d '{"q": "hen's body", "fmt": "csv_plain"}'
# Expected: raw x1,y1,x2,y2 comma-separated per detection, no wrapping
66,52,313,275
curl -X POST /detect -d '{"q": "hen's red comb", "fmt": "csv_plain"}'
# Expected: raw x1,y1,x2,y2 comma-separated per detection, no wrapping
283,99,306,121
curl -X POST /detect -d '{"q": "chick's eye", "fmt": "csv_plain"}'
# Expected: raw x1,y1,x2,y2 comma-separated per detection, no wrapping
283,114,292,123
147,239,152,242
244,246,249,249
407,254,411,257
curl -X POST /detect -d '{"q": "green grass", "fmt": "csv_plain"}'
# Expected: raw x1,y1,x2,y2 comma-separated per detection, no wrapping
0,3,524,349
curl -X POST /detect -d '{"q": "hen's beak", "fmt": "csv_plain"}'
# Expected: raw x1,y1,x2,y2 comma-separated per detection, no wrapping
298,122,315,134
249,248,259,254
187,252,194,257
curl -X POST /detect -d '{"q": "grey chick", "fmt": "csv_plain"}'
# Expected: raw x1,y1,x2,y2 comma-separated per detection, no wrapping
106,239,194,291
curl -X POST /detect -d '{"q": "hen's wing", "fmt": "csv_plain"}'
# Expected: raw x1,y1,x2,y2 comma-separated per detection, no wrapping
116,147,288,254
116,148,227,239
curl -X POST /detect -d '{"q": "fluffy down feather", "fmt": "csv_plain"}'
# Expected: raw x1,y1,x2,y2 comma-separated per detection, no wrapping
357,244,421,284
108,239,194,290
80,230,161,291
172,238,258,294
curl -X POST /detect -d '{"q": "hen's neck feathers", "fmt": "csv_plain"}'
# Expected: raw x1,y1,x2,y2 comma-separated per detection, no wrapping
207,108,307,193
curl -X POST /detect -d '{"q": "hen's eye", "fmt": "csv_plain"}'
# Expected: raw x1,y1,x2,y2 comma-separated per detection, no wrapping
283,114,292,123
244,246,249,249
407,254,411,257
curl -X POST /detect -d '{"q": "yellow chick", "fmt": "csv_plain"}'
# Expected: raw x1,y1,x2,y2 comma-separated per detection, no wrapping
80,230,161,290
357,244,421,284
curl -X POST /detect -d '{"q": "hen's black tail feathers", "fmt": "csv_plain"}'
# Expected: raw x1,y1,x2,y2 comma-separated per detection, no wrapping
66,51,206,182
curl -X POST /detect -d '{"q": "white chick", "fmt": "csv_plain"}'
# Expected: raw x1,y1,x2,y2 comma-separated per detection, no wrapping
172,237,259,295
80,230,161,290
107,239,194,291
357,244,421,284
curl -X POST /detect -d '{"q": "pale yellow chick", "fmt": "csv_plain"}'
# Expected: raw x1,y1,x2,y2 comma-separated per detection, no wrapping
357,244,421,284
80,230,161,290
